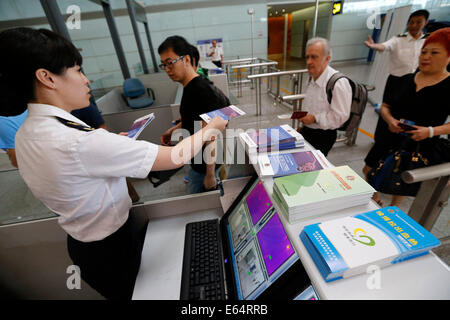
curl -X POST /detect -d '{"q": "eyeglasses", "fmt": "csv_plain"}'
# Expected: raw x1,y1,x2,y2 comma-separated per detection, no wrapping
159,55,184,70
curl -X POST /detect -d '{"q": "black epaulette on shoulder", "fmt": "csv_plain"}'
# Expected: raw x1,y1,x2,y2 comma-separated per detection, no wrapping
397,33,408,37
55,116,95,132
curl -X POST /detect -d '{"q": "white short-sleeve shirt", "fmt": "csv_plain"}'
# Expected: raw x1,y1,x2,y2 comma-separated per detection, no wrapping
382,32,426,77
302,65,353,130
210,46,224,61
15,103,159,242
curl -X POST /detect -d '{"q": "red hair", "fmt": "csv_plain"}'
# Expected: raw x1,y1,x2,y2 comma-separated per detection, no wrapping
422,27,450,56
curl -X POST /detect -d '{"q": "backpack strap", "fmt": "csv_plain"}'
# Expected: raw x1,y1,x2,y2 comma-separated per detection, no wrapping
325,72,351,104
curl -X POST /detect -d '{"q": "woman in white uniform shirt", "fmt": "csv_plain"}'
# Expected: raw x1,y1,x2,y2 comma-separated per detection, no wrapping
0,28,227,300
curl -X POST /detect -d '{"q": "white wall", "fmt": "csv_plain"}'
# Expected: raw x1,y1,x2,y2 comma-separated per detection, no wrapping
1,0,268,92
329,13,372,61
329,0,450,62
291,3,333,58
1,0,448,89
146,4,268,62
69,1,268,90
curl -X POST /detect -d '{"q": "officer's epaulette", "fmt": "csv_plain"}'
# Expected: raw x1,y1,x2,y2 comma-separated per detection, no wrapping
397,33,408,37
55,116,95,132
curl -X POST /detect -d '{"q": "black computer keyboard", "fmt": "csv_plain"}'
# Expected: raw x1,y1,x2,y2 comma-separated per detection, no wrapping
180,219,226,300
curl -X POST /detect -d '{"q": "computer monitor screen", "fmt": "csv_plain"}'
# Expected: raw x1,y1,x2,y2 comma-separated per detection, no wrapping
245,180,272,225
224,178,298,300
257,213,295,277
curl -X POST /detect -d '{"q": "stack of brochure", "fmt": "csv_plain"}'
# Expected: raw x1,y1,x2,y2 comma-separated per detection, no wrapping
300,206,441,282
258,150,332,177
273,165,375,223
239,124,304,154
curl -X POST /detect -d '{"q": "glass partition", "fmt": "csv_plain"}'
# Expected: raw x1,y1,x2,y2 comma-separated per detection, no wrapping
0,163,57,227
0,150,192,227
0,0,260,227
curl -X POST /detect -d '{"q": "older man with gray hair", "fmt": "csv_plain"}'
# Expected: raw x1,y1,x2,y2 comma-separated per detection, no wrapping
297,37,352,156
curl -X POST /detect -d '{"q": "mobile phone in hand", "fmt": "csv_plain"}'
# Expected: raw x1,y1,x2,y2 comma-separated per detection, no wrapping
398,120,417,131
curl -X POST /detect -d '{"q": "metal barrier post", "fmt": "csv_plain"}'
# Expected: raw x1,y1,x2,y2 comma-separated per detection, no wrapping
231,61,278,99
402,163,450,231
276,76,281,101
250,63,254,90
223,58,257,87
258,77,263,115
299,72,304,94
292,100,298,128
409,176,449,231
248,69,308,116
255,77,260,115
238,67,242,97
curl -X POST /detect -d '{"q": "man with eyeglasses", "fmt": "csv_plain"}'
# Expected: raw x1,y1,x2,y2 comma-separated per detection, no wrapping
158,36,230,194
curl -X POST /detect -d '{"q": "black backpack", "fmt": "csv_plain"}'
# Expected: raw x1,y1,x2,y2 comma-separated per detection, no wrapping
325,72,368,131
207,79,231,108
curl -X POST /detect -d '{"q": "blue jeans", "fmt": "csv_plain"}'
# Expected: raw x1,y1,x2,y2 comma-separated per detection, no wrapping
187,167,220,194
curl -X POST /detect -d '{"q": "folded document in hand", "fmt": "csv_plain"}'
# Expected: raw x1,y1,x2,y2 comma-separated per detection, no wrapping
199,105,245,123
127,113,155,139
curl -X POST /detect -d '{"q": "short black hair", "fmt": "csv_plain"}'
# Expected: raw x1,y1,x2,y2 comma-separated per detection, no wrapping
0,27,82,116
158,36,194,67
190,45,200,68
409,9,429,22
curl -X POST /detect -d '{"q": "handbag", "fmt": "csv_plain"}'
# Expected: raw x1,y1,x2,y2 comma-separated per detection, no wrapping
421,137,450,165
368,138,429,196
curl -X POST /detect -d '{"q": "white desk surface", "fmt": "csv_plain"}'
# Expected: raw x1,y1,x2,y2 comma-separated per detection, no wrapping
133,142,450,300
133,207,224,300
253,142,450,299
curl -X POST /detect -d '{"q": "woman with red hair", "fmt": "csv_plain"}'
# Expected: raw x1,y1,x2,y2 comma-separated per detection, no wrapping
363,27,450,207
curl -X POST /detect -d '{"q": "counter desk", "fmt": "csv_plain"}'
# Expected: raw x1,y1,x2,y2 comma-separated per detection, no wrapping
133,142,450,300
